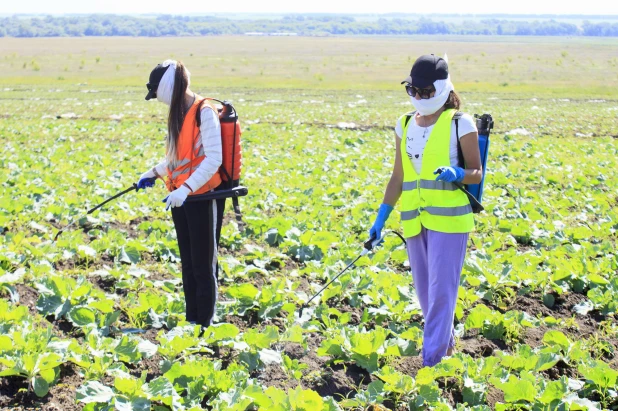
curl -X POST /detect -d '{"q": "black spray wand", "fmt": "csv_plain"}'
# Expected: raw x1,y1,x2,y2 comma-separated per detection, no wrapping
53,184,138,241
298,231,406,318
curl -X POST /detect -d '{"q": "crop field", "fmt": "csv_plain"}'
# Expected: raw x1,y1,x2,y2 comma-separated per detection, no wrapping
0,36,617,411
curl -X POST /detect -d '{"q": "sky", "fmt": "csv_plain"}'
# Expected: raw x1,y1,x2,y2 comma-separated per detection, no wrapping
2,0,618,15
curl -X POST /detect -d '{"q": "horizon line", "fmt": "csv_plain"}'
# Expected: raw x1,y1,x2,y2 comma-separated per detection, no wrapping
2,12,618,18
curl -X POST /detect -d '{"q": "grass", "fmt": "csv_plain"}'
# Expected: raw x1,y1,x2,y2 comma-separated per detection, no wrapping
1,36,617,96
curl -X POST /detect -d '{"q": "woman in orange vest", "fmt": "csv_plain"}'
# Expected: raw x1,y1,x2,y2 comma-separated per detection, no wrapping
136,60,223,328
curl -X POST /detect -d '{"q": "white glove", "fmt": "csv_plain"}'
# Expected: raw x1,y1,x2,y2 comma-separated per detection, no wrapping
163,185,191,210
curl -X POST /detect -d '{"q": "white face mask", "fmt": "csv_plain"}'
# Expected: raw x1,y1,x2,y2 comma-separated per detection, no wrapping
156,60,176,106
156,60,191,106
409,77,454,116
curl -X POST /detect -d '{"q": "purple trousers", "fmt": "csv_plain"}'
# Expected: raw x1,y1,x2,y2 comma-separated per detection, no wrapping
407,227,469,367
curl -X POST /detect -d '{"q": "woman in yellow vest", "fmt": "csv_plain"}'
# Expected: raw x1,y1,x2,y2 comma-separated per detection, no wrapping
370,54,482,367
136,60,223,328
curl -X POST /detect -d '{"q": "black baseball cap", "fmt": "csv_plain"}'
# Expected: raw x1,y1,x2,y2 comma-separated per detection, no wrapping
401,54,449,88
145,63,171,100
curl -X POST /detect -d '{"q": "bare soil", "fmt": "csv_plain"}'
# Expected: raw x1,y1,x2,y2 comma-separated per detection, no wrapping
486,385,505,410
464,292,613,350
542,359,579,380
390,356,424,378
258,364,300,391
460,332,509,357
14,283,39,316
0,363,83,411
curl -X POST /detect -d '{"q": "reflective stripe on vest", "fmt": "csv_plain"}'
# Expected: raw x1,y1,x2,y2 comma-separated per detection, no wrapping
423,204,473,217
419,180,459,191
403,180,460,191
399,109,474,237
401,210,420,221
171,159,192,179
165,98,222,195
402,181,417,191
401,205,472,219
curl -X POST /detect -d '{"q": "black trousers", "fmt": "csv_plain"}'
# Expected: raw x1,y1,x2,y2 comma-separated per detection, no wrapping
171,198,225,327
215,198,225,261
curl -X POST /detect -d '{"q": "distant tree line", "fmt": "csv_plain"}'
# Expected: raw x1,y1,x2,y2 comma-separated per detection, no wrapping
0,14,617,37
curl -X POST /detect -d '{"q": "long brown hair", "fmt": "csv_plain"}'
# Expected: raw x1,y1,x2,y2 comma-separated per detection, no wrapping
443,90,461,110
166,61,189,165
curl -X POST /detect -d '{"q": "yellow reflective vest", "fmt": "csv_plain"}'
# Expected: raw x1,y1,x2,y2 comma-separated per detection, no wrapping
400,109,474,238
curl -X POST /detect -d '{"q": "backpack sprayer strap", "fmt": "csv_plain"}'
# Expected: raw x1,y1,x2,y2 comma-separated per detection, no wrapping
195,98,218,127
454,111,486,213
454,111,465,170
231,196,242,224
403,111,416,128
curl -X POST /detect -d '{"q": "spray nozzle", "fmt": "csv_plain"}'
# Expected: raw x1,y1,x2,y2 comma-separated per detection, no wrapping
363,234,383,252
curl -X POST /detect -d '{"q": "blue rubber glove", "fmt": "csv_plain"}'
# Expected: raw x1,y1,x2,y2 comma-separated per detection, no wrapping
137,177,156,191
433,166,465,183
137,169,157,191
369,203,394,242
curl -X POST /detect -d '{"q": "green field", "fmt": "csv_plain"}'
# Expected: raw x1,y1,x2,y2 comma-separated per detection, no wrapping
2,36,618,94
0,36,617,411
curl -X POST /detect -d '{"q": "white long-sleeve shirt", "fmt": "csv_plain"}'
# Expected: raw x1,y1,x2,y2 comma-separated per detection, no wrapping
154,106,222,191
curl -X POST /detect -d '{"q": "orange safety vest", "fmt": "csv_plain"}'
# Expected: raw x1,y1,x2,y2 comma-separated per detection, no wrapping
165,98,222,195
